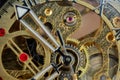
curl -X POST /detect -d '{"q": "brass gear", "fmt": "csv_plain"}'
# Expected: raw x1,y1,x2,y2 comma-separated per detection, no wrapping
0,0,120,80
0,24,51,79
79,39,118,80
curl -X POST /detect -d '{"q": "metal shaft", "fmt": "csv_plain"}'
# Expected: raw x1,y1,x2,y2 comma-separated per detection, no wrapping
99,0,104,16
32,65,53,80
20,20,56,52
29,10,60,48
46,72,60,80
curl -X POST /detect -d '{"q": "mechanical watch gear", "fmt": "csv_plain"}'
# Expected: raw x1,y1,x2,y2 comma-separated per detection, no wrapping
0,0,120,80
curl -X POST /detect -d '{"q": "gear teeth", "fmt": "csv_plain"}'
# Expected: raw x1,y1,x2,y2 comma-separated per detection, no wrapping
89,45,92,48
76,48,79,50
66,38,80,46
65,43,80,52
86,46,89,49
66,44,70,47
83,42,96,50
91,44,94,47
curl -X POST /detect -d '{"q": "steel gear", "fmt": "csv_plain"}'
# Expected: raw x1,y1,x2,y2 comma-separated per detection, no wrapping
0,0,120,80
51,39,88,79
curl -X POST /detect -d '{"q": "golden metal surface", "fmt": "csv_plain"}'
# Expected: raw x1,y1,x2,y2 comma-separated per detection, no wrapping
0,0,120,80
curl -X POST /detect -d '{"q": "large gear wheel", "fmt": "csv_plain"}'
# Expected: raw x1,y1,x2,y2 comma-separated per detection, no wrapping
51,38,88,80
0,30,51,79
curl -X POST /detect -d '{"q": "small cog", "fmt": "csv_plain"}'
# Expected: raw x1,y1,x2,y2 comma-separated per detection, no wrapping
66,38,80,46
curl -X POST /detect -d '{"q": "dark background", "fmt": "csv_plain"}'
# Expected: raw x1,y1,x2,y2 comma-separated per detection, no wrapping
0,0,7,8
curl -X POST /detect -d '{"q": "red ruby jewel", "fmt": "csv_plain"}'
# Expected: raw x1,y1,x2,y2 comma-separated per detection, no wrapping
0,77,3,80
19,53,29,62
68,17,73,21
0,28,5,37
67,17,74,23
